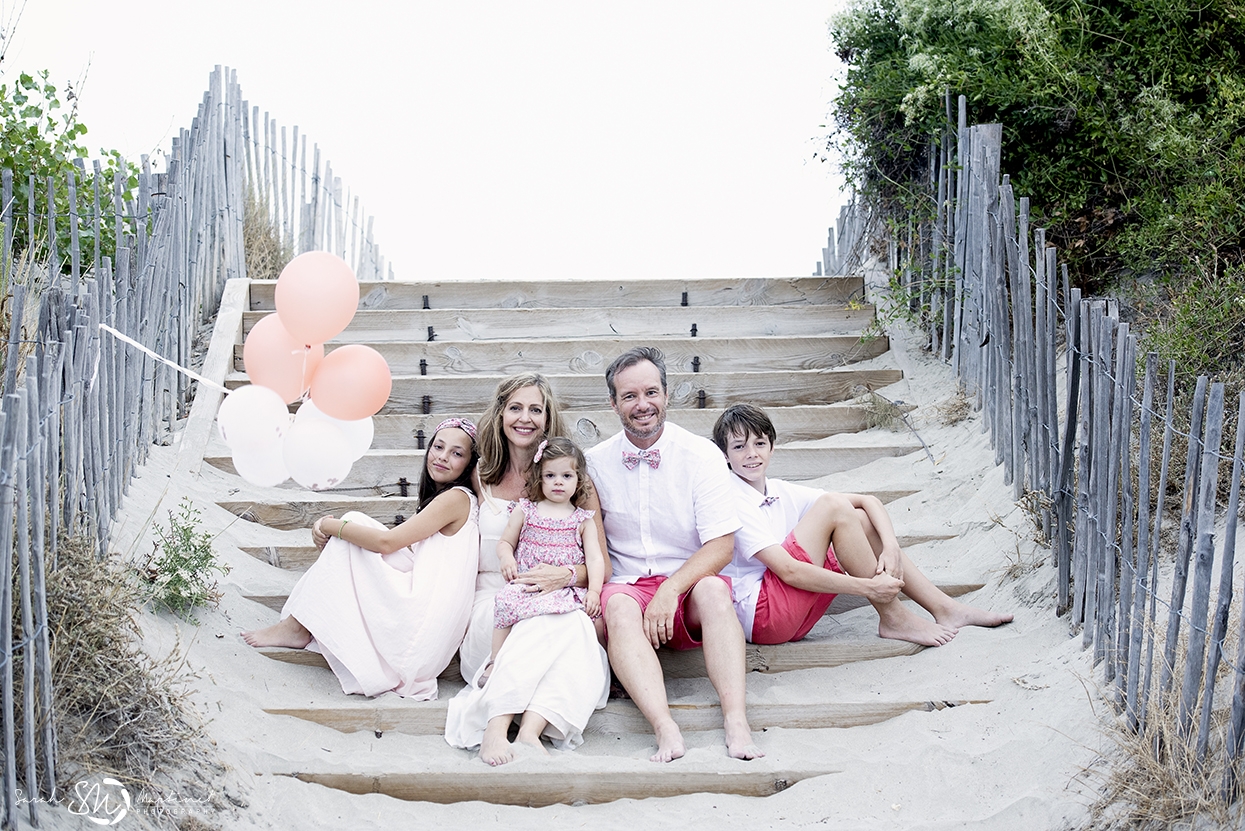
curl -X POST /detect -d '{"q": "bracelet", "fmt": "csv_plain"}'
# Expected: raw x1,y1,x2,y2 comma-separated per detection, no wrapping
339,519,351,540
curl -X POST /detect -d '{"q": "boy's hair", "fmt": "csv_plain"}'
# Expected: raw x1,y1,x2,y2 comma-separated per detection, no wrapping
712,403,777,453
525,436,593,506
605,346,667,401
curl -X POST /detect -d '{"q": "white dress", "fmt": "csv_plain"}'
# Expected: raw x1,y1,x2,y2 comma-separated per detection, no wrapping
281,489,480,700
447,485,609,750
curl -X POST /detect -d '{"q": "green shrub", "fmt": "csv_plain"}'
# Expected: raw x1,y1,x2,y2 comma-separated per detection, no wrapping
142,499,229,621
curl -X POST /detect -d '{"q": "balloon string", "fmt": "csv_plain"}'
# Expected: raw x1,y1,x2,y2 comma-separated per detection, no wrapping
98,324,232,394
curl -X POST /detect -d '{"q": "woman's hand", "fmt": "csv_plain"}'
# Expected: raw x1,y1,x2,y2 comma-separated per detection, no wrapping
513,562,575,594
312,516,336,551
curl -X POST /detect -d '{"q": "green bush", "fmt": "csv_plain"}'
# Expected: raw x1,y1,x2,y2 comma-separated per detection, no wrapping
142,499,229,621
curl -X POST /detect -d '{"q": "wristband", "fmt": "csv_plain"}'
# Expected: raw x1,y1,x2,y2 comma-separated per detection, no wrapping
339,519,351,539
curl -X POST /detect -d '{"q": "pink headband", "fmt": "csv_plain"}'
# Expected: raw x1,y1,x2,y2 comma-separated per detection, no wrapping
434,417,477,442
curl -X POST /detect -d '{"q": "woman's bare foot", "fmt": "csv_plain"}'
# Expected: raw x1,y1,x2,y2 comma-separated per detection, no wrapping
514,732,550,756
480,718,515,767
477,659,494,689
651,719,686,763
936,601,1014,630
241,616,312,649
877,606,957,646
724,713,764,760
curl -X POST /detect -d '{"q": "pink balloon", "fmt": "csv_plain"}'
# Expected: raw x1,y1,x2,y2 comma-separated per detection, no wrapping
274,251,360,344
309,345,392,420
243,314,324,404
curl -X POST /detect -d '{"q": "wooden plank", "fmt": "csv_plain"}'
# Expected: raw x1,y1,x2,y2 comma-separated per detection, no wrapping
248,276,866,310
222,490,920,531
287,768,836,806
263,698,987,736
209,442,919,491
233,334,890,375
240,305,879,341
225,368,906,413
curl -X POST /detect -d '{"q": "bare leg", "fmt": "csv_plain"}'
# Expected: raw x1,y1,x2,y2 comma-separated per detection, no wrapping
604,594,685,762
515,711,550,755
480,715,515,766
685,578,763,760
242,615,312,648
479,626,512,687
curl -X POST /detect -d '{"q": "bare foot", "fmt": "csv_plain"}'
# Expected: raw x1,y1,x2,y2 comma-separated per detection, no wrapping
480,720,515,767
241,617,312,649
477,659,494,689
877,606,957,646
724,713,764,760
514,733,550,756
936,601,1014,630
650,719,686,763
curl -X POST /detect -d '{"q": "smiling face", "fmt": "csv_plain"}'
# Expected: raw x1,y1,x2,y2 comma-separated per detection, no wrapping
724,429,772,493
610,360,668,448
425,427,474,483
540,456,579,504
503,385,548,450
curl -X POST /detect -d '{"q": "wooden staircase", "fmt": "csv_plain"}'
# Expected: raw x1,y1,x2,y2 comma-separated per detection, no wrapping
210,274,991,807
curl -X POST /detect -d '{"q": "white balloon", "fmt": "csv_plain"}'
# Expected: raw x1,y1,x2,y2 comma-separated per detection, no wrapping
232,442,290,487
218,385,290,451
296,399,375,461
283,419,353,491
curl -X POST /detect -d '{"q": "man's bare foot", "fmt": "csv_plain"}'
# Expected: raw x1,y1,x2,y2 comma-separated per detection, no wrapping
241,617,311,649
480,721,515,767
650,719,686,763
514,733,549,756
936,601,1014,630
724,713,764,760
877,606,957,646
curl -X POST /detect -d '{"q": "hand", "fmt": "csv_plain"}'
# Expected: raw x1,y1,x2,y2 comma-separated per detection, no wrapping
875,546,904,581
861,572,904,604
499,553,518,582
642,583,680,649
513,562,574,594
312,516,336,551
584,589,601,619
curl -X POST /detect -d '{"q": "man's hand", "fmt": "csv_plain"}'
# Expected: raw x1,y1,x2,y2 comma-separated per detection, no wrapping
860,572,904,604
875,545,904,581
643,582,680,648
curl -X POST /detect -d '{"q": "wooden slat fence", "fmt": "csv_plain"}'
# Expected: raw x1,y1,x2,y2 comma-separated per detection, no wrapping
0,65,385,825
840,93,1245,801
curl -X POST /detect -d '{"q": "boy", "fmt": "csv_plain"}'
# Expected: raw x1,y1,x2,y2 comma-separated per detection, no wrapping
714,404,1012,645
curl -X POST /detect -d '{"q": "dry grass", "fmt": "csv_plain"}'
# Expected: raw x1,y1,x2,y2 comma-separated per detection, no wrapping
932,388,971,426
855,387,906,431
0,250,50,385
243,193,292,281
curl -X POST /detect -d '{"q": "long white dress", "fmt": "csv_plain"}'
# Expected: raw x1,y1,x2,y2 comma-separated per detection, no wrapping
447,485,609,751
281,490,480,700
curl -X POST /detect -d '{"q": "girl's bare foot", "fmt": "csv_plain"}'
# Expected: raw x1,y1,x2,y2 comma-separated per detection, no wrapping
480,718,515,767
724,713,764,760
651,719,686,763
514,732,549,756
241,617,312,649
936,601,1014,630
877,606,957,646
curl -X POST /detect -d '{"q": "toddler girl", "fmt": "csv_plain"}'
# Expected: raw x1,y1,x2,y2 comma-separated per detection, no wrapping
479,437,604,686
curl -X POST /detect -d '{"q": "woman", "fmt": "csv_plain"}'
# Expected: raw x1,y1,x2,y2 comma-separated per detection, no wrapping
446,373,610,766
242,419,480,701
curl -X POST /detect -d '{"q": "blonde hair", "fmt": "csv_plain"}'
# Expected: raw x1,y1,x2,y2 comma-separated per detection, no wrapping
525,437,593,506
476,373,566,486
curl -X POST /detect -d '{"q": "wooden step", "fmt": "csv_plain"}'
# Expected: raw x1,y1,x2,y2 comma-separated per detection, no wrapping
282,767,836,806
233,334,889,375
219,490,921,531
249,276,865,311
263,697,986,736
225,368,906,413
241,305,879,341
258,637,924,678
208,442,920,491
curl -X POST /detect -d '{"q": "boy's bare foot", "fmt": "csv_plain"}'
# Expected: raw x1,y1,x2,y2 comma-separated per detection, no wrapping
936,602,1014,630
724,713,764,760
651,719,686,763
241,617,312,649
877,607,957,646
480,720,515,767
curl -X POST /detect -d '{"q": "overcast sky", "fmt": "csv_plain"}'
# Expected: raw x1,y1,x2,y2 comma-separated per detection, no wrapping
4,1,849,281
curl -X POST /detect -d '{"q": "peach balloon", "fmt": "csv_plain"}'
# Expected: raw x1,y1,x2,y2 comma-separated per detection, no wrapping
309,345,392,421
274,251,360,344
243,313,324,404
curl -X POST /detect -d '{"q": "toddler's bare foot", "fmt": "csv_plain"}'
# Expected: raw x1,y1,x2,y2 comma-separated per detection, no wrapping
724,713,764,760
936,602,1014,630
877,606,957,646
241,617,311,649
650,719,686,763
477,659,494,689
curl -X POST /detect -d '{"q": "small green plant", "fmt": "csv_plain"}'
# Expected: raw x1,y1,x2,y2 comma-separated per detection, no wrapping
143,499,228,620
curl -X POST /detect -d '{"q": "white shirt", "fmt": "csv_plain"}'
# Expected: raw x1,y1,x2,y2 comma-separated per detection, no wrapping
587,422,741,583
724,475,824,638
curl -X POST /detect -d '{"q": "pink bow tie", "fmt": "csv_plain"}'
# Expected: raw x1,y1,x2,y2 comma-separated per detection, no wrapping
760,495,779,507
622,448,661,470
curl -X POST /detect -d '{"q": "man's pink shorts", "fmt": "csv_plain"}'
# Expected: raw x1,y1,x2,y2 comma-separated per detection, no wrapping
600,574,733,651
750,531,845,645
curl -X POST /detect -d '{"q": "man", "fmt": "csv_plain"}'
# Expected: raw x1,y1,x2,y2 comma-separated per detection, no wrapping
715,403,1013,645
586,347,762,763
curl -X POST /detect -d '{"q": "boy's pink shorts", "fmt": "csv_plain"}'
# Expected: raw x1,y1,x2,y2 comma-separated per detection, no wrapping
600,574,733,651
750,531,844,645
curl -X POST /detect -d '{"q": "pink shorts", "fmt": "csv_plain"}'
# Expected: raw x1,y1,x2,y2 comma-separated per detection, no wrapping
600,574,733,651
751,531,845,645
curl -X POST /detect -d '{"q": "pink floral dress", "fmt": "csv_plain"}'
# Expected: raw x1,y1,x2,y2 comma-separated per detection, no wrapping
493,499,594,628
